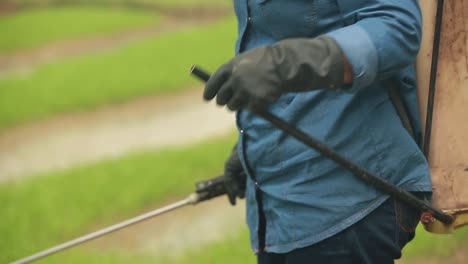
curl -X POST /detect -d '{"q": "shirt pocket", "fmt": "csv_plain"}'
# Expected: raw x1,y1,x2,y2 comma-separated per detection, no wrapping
254,0,318,39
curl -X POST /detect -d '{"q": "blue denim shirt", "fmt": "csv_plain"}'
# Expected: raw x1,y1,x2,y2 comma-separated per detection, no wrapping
234,0,432,254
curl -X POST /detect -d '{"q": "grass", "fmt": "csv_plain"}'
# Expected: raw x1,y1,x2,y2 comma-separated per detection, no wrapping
170,228,254,264
35,228,256,264
0,18,237,129
139,0,231,7
38,228,254,264
402,225,468,258
42,252,157,264
6,0,231,9
0,134,237,263
0,7,159,52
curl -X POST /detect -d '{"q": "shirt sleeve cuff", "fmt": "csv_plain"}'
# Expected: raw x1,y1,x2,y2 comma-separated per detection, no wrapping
326,24,378,92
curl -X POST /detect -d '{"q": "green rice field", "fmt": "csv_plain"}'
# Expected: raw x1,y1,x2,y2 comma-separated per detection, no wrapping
0,18,236,129
0,135,236,263
0,7,159,52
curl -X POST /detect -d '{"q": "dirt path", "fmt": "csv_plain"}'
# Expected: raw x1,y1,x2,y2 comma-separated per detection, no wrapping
0,9,229,75
0,88,235,183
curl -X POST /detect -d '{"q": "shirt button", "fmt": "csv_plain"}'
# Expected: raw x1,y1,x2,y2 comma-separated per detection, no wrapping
254,181,260,189
240,129,244,134
248,17,252,21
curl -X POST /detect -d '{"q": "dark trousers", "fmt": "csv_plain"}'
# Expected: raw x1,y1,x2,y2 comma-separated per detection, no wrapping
258,193,427,264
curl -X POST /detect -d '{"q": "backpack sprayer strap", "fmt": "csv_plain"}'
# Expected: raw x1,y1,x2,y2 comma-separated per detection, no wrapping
384,79,417,141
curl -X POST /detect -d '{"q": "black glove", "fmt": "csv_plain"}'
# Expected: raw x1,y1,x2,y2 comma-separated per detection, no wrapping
204,36,345,111
224,145,246,206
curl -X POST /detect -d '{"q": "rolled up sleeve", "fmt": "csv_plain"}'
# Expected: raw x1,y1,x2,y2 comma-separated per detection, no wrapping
326,0,423,92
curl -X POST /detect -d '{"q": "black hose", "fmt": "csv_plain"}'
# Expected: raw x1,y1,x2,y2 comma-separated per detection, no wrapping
423,0,445,158
190,65,454,225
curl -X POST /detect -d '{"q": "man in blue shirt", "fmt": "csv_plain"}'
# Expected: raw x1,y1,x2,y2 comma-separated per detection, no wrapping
204,1,432,263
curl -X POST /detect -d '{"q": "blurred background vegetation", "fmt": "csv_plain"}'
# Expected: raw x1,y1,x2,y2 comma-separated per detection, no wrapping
0,1,466,263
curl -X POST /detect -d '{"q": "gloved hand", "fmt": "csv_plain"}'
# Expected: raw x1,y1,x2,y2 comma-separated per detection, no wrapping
224,144,246,206
204,36,345,111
